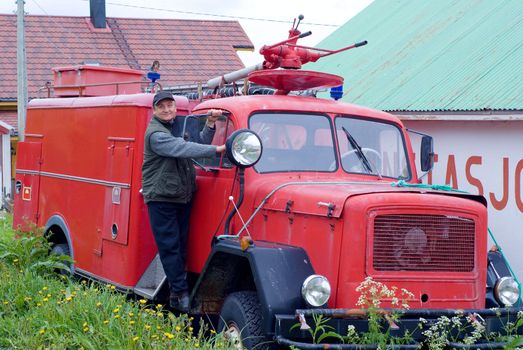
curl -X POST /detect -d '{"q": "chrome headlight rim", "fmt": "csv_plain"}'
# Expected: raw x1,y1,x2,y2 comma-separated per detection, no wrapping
225,129,263,168
494,276,520,307
301,274,331,308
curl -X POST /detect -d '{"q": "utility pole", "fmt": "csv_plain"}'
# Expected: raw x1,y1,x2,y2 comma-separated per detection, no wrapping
17,0,27,141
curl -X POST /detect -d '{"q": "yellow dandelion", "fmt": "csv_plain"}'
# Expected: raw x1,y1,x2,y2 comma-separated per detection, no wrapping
151,335,158,339
38,291,43,295
96,302,102,307
129,320,135,325
145,325,151,330
210,329,216,334
128,312,134,317
83,322,88,327
194,343,200,348
164,332,174,339
156,326,161,330
113,308,120,313
132,336,139,342
83,327,89,332
175,326,181,332
39,329,45,335
13,259,19,263
3,301,9,305
188,326,193,332
43,298,49,302
42,287,48,291
65,297,72,302
114,315,120,319
37,303,42,307
103,320,109,324
46,294,51,298
139,299,147,305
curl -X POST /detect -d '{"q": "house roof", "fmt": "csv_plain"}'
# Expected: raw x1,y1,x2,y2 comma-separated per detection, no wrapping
0,112,16,133
0,14,253,103
307,0,523,113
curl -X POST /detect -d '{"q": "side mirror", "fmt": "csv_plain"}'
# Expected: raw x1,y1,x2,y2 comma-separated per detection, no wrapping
420,135,434,172
226,129,263,168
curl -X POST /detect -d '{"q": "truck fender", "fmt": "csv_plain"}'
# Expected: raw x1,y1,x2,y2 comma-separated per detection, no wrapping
486,250,514,308
191,239,315,335
43,215,74,272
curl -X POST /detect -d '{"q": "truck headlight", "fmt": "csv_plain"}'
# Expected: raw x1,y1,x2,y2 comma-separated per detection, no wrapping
494,276,520,307
301,275,331,307
225,129,263,168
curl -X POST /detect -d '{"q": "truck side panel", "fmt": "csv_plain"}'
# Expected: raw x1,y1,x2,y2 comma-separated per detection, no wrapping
19,103,156,288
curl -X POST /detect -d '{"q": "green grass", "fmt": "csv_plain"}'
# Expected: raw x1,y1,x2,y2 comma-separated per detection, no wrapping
0,214,233,349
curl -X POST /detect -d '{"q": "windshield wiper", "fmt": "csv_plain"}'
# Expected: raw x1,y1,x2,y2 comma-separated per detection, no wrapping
341,126,382,178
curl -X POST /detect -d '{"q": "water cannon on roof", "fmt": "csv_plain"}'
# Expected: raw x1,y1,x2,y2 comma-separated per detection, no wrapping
207,15,367,95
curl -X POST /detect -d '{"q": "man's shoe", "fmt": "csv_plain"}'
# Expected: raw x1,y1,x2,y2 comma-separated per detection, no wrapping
170,291,190,313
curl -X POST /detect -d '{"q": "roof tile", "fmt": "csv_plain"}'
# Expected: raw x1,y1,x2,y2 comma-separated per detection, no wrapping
0,14,253,100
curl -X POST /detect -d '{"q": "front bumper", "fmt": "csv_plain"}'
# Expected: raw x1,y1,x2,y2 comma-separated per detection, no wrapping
274,307,523,349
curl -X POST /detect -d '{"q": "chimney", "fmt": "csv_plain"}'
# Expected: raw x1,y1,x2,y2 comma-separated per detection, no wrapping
89,0,106,29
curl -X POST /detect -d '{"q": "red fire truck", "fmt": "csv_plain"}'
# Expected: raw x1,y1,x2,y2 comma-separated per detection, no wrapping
13,18,522,349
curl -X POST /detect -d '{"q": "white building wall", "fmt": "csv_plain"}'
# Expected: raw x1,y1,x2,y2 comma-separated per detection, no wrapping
2,133,11,203
401,116,523,279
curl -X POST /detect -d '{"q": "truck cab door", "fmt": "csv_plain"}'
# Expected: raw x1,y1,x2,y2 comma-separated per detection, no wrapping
187,116,237,272
13,142,42,230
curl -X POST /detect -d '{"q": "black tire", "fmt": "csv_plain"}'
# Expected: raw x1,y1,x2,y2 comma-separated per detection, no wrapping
218,291,267,349
50,243,73,275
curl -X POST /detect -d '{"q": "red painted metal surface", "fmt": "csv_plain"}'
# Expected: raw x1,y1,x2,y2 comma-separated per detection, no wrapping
53,65,144,97
373,214,475,272
248,70,343,92
13,142,42,231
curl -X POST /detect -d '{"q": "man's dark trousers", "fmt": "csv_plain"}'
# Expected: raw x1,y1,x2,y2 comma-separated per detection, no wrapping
147,201,192,294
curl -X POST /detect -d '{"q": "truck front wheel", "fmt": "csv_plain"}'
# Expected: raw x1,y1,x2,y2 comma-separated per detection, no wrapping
218,291,266,349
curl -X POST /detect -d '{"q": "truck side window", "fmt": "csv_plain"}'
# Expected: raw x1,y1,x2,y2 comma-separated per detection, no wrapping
196,116,235,168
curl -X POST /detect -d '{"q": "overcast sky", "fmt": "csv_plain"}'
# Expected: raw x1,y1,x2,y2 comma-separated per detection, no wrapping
1,0,373,66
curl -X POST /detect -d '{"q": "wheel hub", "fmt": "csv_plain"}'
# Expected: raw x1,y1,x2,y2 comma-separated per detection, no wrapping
224,321,244,350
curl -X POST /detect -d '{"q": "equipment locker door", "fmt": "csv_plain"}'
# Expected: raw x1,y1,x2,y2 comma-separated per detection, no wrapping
102,139,133,246
13,142,42,230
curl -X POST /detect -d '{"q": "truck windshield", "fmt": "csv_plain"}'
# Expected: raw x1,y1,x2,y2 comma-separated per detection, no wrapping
335,116,410,179
250,113,336,173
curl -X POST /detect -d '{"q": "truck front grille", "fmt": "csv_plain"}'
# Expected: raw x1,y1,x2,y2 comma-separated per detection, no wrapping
373,214,475,272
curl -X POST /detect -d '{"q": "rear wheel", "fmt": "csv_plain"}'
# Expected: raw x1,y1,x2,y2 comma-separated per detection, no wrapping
218,291,267,349
50,243,73,275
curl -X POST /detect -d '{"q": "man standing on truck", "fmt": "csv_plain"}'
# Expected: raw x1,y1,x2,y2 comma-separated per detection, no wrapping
142,90,226,312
